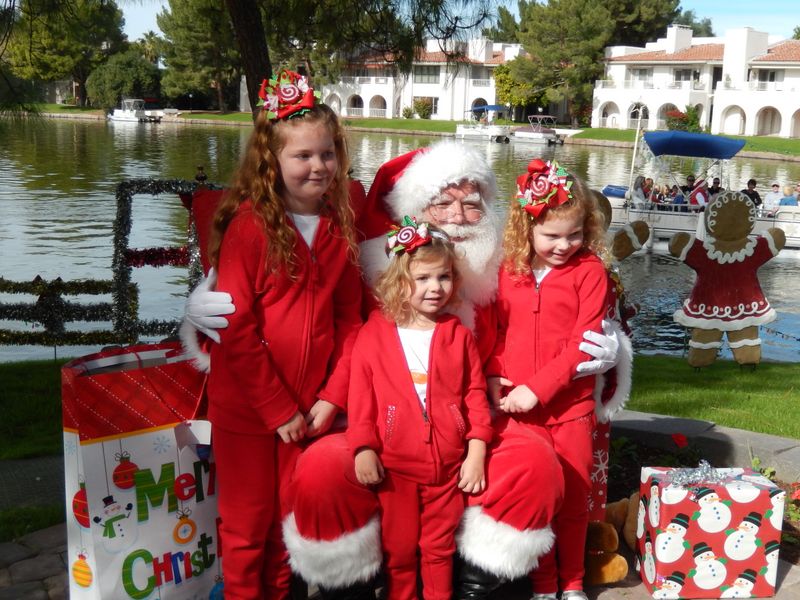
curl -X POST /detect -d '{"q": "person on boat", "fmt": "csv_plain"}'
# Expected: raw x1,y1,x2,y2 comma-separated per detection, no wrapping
670,185,687,211
630,176,648,208
181,141,624,599
740,178,762,207
688,178,710,211
762,183,783,215
680,174,696,195
794,182,800,199
708,177,724,198
779,185,798,207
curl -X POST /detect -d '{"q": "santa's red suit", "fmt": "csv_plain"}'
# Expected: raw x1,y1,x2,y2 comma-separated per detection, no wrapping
347,312,493,599
284,142,564,589
208,201,362,599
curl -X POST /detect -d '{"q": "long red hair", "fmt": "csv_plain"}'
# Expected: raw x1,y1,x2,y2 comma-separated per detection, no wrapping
209,104,357,277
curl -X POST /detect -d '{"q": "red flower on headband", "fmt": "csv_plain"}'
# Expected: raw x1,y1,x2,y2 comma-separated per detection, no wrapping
671,433,689,448
258,69,320,121
516,159,573,218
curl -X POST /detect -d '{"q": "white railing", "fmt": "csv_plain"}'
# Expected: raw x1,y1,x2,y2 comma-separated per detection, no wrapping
341,76,355,84
375,77,388,84
667,80,706,90
471,79,490,87
595,80,655,89
749,81,785,92
357,77,371,84
368,108,386,118
343,108,364,117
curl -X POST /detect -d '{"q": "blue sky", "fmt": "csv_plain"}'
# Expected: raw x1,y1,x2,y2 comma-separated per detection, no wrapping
122,1,798,43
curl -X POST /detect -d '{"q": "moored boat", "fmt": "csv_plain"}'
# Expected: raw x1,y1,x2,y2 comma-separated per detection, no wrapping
108,98,162,123
511,115,563,145
604,131,800,249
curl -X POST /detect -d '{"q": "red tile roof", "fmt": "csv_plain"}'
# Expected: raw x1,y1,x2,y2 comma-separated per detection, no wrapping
752,40,800,62
609,43,724,63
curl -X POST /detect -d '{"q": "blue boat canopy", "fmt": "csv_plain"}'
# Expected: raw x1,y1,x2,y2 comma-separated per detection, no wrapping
643,131,745,160
470,104,507,112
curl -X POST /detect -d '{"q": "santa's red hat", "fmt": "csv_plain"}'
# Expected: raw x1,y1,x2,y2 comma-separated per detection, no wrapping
356,141,497,241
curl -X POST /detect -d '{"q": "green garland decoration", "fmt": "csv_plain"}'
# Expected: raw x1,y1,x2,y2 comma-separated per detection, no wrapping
0,178,219,346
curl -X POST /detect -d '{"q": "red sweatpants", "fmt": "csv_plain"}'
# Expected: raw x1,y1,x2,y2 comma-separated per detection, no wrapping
529,413,596,593
213,424,301,600
378,470,464,600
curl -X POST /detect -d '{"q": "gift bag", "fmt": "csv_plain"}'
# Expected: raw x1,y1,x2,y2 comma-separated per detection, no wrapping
62,342,223,599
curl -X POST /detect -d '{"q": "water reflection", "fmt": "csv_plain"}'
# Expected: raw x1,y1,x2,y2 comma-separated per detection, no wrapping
1,120,798,362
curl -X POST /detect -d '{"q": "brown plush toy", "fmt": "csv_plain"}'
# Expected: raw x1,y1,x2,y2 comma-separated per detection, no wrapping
584,492,641,586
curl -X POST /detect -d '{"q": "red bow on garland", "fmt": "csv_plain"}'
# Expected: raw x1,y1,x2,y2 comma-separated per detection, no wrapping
516,159,573,218
258,69,320,121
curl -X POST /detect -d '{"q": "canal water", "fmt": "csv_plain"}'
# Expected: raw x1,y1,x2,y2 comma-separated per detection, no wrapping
1,118,798,362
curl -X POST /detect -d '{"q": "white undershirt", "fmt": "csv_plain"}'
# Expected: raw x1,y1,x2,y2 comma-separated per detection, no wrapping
397,326,434,410
289,212,320,248
532,265,552,285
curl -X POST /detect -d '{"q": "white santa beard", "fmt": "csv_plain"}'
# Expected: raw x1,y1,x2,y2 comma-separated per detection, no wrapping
440,213,503,307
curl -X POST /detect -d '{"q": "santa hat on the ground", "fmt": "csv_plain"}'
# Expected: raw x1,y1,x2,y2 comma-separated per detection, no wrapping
356,141,497,241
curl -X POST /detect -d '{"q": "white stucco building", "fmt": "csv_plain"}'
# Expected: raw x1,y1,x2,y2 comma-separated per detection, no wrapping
320,38,525,120
591,25,800,138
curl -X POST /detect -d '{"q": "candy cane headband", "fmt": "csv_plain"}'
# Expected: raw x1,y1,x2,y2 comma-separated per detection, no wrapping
516,159,573,218
385,216,450,257
257,68,321,121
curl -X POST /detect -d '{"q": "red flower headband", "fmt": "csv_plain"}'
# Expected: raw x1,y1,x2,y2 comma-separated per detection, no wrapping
516,159,573,218
257,69,320,121
385,216,449,257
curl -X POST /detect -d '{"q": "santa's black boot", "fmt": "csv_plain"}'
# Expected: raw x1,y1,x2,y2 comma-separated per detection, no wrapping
453,556,503,600
317,579,377,600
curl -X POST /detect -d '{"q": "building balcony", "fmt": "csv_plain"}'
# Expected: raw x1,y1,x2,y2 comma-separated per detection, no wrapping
595,80,655,89
471,79,491,87
368,108,387,118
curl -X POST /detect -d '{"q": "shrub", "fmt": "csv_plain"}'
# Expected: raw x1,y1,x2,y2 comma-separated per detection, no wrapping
413,98,433,119
402,106,413,119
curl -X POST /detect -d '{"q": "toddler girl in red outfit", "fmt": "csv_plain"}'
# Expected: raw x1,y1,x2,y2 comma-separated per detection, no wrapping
347,219,493,600
206,70,362,599
487,160,609,600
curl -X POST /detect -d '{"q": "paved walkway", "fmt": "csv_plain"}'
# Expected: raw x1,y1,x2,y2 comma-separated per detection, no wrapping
1,410,798,598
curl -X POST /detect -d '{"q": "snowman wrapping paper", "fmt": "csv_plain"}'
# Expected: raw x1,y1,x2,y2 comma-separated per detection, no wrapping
62,343,222,599
637,466,784,598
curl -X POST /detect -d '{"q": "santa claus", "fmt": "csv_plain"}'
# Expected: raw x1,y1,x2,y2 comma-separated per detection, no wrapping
182,141,621,599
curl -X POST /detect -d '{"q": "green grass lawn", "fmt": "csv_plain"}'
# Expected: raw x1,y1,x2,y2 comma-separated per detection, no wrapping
628,356,800,438
37,103,104,115
0,504,64,542
0,358,67,459
572,128,638,143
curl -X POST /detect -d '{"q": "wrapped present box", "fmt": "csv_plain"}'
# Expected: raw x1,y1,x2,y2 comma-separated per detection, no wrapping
637,466,785,598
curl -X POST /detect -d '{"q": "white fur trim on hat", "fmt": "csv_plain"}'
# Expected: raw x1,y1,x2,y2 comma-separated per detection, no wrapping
283,513,382,587
179,319,211,373
384,141,497,220
456,506,555,579
594,320,633,423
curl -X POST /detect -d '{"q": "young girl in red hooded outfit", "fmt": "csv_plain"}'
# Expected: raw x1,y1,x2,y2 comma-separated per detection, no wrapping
206,70,362,600
487,160,609,600
347,219,493,600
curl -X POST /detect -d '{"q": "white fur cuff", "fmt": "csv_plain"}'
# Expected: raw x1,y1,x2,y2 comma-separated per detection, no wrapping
179,319,211,373
456,506,555,579
283,513,382,587
594,321,633,423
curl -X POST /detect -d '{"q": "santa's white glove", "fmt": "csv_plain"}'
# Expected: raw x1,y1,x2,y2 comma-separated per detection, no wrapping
575,320,620,377
184,268,235,343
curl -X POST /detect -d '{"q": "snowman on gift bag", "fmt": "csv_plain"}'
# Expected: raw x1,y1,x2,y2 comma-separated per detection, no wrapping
642,530,657,584
653,571,686,599
648,478,662,527
689,541,728,590
724,512,764,561
725,478,761,504
721,568,759,598
691,486,732,533
763,540,780,587
768,488,785,530
92,494,137,553
637,495,647,540
656,513,691,563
